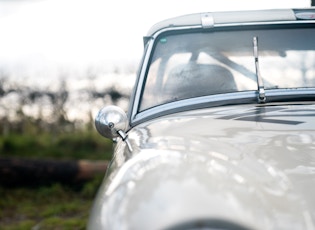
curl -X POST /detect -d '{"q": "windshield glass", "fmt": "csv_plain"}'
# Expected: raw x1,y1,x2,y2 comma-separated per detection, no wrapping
140,26,315,111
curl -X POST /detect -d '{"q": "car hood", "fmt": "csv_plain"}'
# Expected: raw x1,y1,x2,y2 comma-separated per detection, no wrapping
89,104,315,230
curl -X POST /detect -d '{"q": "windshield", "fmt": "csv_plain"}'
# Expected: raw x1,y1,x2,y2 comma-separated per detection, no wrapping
140,26,315,111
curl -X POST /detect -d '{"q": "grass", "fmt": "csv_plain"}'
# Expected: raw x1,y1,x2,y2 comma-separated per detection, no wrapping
0,175,104,230
0,129,112,229
0,131,113,161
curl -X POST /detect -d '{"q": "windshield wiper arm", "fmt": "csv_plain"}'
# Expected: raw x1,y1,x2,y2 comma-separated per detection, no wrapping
253,36,266,103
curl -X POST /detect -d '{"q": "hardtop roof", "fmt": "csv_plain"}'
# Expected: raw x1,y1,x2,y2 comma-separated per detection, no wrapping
146,8,315,36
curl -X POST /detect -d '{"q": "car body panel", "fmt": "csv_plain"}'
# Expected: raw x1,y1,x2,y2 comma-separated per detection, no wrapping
89,7,315,230
89,103,315,229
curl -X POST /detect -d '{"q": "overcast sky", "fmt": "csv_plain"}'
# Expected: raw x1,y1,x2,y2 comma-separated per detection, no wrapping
0,0,311,78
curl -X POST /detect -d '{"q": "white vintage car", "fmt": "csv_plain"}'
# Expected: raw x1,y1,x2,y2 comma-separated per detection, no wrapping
88,8,315,230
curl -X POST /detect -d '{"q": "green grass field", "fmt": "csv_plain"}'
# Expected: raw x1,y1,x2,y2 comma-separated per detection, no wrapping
0,131,113,161
0,175,103,229
0,130,112,229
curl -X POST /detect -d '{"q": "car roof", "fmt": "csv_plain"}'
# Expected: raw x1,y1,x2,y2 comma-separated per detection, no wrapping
146,8,315,36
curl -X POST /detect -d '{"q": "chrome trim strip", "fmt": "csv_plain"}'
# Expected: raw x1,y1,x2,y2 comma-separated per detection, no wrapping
130,37,155,123
131,88,315,126
266,88,315,97
132,91,258,125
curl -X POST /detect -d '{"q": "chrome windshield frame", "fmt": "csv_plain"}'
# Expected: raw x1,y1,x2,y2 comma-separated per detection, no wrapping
128,20,315,127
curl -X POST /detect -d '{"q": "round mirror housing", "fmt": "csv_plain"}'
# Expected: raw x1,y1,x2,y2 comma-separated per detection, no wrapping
95,106,128,139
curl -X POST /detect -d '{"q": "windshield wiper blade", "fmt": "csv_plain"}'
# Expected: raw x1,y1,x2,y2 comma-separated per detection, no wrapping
253,36,266,103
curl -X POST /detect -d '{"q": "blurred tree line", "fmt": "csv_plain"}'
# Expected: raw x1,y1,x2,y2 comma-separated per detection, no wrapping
0,68,135,161
0,70,132,136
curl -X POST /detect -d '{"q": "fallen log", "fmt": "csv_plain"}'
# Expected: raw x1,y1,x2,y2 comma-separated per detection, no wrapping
0,157,108,187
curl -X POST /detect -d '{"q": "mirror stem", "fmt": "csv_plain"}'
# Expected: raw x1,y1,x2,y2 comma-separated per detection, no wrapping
117,130,133,153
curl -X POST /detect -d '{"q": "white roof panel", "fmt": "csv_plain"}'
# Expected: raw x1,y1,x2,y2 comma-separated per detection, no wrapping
147,9,297,36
